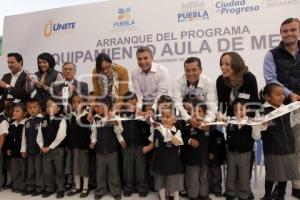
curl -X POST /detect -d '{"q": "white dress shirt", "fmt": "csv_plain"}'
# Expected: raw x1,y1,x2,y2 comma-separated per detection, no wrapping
172,73,217,122
131,62,169,109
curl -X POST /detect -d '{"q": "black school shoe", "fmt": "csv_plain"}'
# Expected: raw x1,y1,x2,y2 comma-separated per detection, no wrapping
113,195,121,200
123,191,132,197
260,195,272,200
80,189,89,198
42,191,55,198
292,188,300,199
56,191,64,199
67,188,81,196
31,189,44,196
139,192,148,198
94,194,103,200
22,189,34,196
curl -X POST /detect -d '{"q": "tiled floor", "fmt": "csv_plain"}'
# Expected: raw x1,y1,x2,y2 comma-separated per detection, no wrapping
1,168,299,200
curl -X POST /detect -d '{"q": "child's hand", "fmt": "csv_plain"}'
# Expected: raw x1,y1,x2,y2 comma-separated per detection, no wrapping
142,146,149,154
120,141,127,149
189,139,199,148
142,143,154,154
110,120,119,126
41,147,51,154
7,150,12,156
199,121,210,131
21,152,27,158
171,136,182,146
209,153,214,160
90,143,96,149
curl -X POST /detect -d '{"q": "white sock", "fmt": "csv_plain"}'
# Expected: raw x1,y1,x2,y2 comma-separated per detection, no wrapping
75,175,80,190
83,177,89,190
173,191,179,200
159,189,166,200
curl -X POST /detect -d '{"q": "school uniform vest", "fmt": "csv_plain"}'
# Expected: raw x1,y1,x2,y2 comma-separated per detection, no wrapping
183,126,209,166
25,116,43,155
120,111,146,147
8,123,24,157
41,115,65,148
226,124,254,153
261,107,295,155
0,114,8,153
95,117,118,154
208,129,226,166
270,41,300,95
152,129,182,175
67,114,91,150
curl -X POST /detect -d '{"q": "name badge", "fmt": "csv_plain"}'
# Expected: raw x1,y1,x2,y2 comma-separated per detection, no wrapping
238,93,250,99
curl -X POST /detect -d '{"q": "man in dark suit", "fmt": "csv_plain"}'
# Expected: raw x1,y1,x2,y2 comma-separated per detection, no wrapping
0,53,28,102
52,62,89,98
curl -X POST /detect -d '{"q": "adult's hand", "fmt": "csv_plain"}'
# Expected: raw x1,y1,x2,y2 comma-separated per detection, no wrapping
289,93,300,102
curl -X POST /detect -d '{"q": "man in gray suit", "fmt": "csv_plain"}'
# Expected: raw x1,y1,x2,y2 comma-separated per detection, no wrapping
52,62,89,98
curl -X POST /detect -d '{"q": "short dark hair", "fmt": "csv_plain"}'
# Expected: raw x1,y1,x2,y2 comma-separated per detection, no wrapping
280,17,300,28
232,98,248,108
62,62,76,71
263,83,283,97
95,53,112,74
13,103,26,112
184,57,202,70
26,98,41,107
122,91,138,102
7,53,23,65
95,96,113,110
136,46,153,56
157,95,174,105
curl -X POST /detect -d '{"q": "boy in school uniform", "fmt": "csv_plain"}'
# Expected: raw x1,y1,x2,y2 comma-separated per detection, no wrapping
6,103,27,193
20,98,44,196
208,127,226,197
0,102,9,190
182,100,210,200
90,96,124,200
37,98,67,199
119,91,148,197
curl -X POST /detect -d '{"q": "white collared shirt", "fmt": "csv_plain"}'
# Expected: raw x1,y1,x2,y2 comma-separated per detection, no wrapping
7,70,23,99
131,62,169,109
148,124,183,145
0,113,9,135
172,73,218,122
36,116,67,149
90,114,124,143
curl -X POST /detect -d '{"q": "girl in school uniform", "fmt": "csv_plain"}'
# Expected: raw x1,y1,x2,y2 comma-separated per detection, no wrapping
253,83,300,200
66,94,91,198
143,106,184,200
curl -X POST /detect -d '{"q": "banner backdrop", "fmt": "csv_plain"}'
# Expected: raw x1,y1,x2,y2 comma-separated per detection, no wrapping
1,0,300,90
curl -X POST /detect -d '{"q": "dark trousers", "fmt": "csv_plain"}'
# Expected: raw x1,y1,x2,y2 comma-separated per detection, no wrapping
11,157,27,190
186,165,209,198
26,153,43,192
122,146,148,193
226,151,252,199
208,165,222,193
95,152,121,196
43,148,65,193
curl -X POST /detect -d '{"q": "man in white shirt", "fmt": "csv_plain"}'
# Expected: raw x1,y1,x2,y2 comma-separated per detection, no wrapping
172,57,217,125
131,46,169,113
0,53,28,102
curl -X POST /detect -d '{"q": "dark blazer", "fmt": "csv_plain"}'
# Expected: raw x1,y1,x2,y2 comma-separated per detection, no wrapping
52,79,89,97
0,71,28,102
